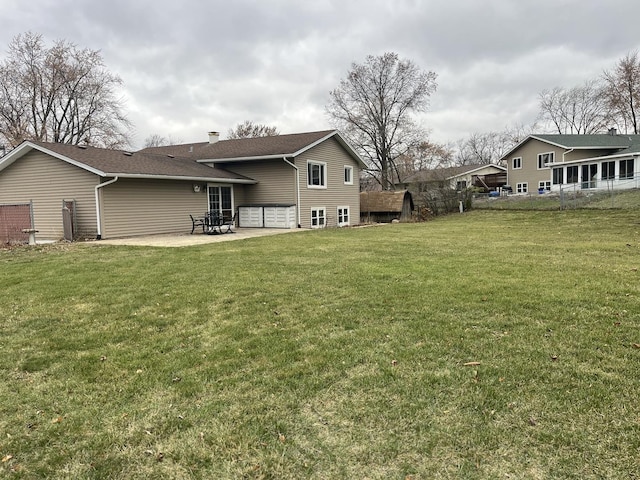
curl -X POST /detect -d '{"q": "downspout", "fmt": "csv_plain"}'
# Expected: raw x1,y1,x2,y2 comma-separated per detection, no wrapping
560,149,573,190
94,176,119,240
283,157,301,228
562,148,574,162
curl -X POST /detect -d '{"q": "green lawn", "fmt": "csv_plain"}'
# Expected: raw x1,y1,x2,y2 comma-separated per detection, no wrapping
1,210,639,479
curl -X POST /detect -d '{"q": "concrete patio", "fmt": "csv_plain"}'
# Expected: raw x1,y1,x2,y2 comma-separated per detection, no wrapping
92,227,307,247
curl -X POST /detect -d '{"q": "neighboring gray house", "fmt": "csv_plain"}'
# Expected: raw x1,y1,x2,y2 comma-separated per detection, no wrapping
395,164,507,192
0,130,365,241
503,131,640,194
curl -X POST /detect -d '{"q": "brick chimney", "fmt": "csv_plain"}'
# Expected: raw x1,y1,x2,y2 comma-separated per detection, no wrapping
208,131,220,144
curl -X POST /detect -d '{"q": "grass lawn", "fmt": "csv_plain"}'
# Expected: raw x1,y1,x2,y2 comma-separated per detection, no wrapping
1,210,639,479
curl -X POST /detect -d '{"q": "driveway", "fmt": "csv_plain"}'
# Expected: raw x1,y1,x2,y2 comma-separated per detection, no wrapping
93,228,306,247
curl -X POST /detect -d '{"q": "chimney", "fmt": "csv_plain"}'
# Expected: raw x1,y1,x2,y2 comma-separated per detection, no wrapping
608,127,617,136
208,131,220,144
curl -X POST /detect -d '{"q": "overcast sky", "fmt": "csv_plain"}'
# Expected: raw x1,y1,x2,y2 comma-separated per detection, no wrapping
2,0,640,149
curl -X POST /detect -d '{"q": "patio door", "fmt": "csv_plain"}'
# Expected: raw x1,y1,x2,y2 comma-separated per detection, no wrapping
581,164,597,189
208,185,234,221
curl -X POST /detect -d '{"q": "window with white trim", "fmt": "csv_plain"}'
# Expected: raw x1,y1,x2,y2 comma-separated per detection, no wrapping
337,206,350,226
311,207,326,228
307,161,327,188
538,181,551,191
537,152,554,169
516,182,528,193
552,167,564,185
344,165,353,185
602,161,615,180
620,159,635,179
512,157,522,169
567,166,578,184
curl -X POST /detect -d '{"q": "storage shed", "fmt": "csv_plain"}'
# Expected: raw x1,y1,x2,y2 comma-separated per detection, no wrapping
360,190,414,223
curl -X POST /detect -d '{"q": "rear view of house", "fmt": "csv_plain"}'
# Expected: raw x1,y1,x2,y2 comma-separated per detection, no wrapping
0,130,365,241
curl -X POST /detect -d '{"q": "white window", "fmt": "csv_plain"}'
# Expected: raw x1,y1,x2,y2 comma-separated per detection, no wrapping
307,161,327,188
538,181,551,191
537,152,554,169
512,157,522,169
311,207,326,228
516,182,528,193
344,165,353,185
337,206,350,226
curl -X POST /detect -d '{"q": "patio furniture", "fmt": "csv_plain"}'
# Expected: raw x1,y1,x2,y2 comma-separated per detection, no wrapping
205,211,222,235
219,212,237,233
190,214,206,234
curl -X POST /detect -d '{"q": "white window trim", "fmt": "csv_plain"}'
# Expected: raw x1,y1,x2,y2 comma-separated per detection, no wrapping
307,160,327,189
337,206,350,227
537,152,554,170
512,157,522,169
538,181,551,191
310,207,326,228
344,165,354,185
516,182,528,193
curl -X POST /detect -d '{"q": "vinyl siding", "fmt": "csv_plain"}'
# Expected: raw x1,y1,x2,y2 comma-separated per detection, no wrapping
100,178,209,238
297,137,361,228
507,139,620,190
0,150,99,240
217,160,296,205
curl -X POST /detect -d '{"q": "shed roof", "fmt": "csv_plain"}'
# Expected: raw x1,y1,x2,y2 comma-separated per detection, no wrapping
360,190,413,213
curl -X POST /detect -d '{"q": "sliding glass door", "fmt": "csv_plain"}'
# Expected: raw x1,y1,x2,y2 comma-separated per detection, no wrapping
208,185,233,222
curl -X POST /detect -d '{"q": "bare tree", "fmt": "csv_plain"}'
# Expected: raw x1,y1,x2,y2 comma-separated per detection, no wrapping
603,51,640,134
227,120,279,139
454,123,534,166
326,52,437,190
143,133,182,148
537,80,610,134
0,32,131,148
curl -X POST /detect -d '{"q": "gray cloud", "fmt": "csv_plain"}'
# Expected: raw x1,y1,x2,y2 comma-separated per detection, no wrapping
2,0,640,148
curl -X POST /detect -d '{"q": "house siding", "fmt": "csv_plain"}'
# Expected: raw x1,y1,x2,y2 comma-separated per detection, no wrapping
507,139,621,191
0,150,99,240
297,137,361,228
215,160,296,205
100,178,209,238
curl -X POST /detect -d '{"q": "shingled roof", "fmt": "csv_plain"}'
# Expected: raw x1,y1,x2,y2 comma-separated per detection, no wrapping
0,141,255,182
141,130,366,166
360,190,414,213
1,129,366,180
501,133,640,162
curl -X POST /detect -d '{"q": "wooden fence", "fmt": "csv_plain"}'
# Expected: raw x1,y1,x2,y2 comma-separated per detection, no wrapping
0,203,32,244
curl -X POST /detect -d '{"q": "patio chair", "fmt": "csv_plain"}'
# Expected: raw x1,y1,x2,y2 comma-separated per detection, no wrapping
220,212,237,233
190,214,206,234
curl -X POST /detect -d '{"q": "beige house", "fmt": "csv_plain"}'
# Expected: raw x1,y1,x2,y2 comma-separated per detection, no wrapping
503,132,640,194
0,130,365,241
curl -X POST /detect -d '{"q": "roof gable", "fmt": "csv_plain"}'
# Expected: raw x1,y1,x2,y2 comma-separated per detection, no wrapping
140,130,367,167
0,141,256,183
402,164,505,183
501,133,640,161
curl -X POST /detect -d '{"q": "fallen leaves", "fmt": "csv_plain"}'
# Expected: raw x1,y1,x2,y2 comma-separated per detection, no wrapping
2,455,13,463
463,361,481,367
